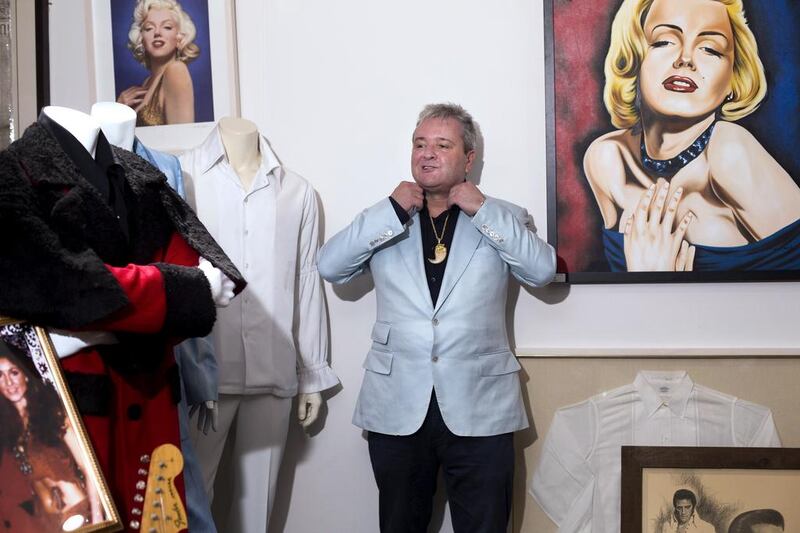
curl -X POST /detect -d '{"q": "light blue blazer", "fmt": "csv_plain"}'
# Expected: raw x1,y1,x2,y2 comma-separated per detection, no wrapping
318,196,556,436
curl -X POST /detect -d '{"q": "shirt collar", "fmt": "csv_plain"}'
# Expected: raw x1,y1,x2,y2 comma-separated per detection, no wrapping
667,513,701,529
39,111,121,175
634,371,694,419
196,124,281,182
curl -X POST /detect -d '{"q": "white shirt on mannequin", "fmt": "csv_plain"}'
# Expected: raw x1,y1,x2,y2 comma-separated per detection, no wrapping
530,371,781,533
179,121,338,411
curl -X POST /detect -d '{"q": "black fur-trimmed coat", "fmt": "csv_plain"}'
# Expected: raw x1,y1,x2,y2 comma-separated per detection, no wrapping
0,122,245,336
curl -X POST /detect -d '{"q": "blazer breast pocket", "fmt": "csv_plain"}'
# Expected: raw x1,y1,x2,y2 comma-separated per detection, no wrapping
370,320,391,353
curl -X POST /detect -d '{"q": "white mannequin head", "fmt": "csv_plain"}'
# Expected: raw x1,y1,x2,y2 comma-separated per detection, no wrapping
41,106,101,158
91,102,137,151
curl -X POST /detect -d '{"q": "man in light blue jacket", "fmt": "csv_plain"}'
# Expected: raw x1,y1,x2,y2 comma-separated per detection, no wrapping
318,103,556,533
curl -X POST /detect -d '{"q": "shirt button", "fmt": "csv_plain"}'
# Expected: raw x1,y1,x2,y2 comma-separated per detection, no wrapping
244,229,249,236
432,318,439,326
432,355,438,362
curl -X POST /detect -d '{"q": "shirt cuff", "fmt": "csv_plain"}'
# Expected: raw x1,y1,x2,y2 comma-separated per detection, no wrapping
297,363,340,393
388,197,411,224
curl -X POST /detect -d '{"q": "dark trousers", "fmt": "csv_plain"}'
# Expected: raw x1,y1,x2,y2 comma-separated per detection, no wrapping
367,393,514,533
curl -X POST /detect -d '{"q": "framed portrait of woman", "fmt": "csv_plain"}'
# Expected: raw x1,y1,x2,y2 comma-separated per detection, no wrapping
0,318,121,533
90,0,239,128
544,0,800,283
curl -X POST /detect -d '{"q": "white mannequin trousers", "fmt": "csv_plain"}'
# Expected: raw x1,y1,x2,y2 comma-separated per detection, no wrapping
190,394,292,533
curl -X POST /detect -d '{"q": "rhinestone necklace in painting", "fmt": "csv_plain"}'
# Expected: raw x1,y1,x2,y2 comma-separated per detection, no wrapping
640,122,715,177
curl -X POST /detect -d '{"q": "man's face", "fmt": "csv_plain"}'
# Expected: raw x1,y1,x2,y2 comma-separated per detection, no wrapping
410,117,475,196
675,499,694,525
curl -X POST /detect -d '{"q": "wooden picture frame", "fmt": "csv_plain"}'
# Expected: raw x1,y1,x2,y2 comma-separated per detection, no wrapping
0,318,121,532
621,446,800,533
0,0,49,149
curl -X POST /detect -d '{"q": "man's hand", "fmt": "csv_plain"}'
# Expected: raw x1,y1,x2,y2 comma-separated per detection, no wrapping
447,181,485,216
391,181,424,214
297,392,322,430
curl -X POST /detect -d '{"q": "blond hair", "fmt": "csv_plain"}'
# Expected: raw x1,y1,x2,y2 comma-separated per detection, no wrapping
127,0,200,68
603,0,766,129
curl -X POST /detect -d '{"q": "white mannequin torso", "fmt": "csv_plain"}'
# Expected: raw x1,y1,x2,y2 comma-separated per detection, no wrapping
42,106,100,158
91,102,136,151
218,116,261,191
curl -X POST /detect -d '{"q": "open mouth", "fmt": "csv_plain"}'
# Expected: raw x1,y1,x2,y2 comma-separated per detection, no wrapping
421,165,438,171
662,75,698,93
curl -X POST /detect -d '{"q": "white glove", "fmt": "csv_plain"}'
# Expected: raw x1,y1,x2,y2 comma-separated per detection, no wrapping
189,400,219,435
48,330,118,359
297,392,322,429
198,257,235,307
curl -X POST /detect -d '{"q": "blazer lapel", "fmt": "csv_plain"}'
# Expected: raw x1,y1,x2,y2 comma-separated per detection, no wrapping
433,211,482,315
397,214,435,310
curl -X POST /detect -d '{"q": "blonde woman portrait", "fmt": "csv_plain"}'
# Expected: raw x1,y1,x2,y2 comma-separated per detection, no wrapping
111,0,215,125
548,0,800,276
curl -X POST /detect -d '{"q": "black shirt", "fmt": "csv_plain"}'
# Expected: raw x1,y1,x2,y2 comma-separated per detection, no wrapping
390,197,459,306
38,111,132,240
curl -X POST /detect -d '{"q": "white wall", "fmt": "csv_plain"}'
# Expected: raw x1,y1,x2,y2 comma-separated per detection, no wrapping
46,0,800,531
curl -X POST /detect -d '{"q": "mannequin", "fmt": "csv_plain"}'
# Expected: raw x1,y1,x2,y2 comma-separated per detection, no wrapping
90,102,135,151
41,106,101,155
90,101,226,533
203,116,323,426
184,116,337,533
0,105,245,530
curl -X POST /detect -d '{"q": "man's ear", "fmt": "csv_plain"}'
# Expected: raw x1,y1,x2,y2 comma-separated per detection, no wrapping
465,150,476,174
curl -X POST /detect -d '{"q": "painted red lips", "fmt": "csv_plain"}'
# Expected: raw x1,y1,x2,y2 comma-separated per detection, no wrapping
663,75,698,93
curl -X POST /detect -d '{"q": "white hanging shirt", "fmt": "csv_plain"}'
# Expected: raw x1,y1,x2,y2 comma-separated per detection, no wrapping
529,371,781,533
179,127,338,396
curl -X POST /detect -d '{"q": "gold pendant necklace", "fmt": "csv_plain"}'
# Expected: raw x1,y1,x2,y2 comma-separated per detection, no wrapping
427,211,450,265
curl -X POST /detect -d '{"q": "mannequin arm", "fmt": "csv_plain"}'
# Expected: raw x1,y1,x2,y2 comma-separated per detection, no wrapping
297,392,322,429
189,400,218,435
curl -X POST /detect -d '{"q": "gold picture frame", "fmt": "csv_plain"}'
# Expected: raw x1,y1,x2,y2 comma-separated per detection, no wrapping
0,317,121,532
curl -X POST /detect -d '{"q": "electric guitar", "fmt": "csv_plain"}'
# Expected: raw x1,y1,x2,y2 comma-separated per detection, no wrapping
137,444,187,533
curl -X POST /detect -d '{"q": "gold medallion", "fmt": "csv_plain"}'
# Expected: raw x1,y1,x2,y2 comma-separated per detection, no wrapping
428,243,447,264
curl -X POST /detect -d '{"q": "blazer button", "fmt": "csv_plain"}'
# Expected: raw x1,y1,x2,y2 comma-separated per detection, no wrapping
431,355,438,362
432,318,439,326
127,404,143,421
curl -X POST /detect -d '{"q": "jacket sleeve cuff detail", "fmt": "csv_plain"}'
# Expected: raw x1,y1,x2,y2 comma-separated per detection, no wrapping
154,263,216,339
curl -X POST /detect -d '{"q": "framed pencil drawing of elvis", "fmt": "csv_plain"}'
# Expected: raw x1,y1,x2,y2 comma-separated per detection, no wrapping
0,318,121,533
621,446,800,533
544,0,800,283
